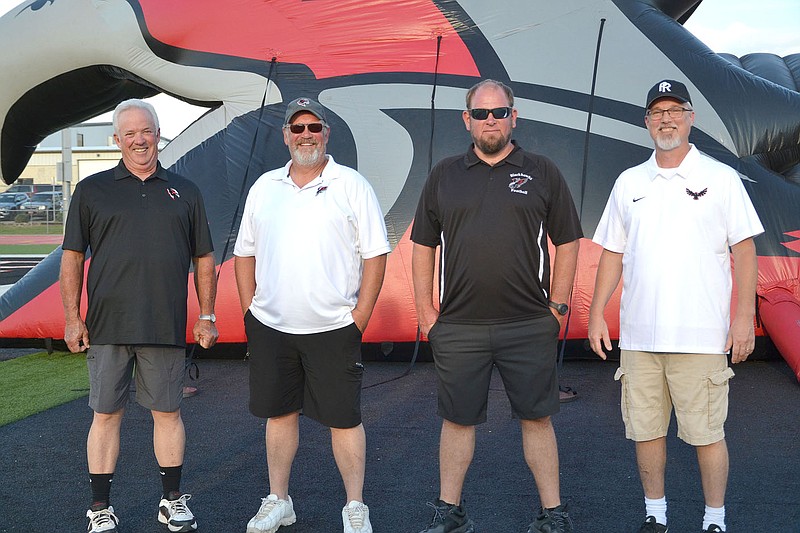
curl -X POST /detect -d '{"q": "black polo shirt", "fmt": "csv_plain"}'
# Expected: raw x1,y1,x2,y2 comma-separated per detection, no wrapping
63,161,214,346
411,143,582,324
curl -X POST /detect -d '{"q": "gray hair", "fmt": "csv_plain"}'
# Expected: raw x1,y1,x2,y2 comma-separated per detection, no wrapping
465,79,514,109
112,99,160,134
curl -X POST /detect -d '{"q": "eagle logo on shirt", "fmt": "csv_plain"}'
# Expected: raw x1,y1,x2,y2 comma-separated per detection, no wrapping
166,187,180,200
508,173,532,195
685,187,707,200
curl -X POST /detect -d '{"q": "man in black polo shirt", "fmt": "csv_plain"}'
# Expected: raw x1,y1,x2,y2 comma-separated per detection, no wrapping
60,99,218,533
411,79,582,533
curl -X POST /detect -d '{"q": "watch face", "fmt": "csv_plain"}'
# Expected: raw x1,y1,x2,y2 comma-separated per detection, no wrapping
557,304,568,316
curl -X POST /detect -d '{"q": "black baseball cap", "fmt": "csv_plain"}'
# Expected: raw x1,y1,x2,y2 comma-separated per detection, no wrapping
646,80,692,109
284,97,327,124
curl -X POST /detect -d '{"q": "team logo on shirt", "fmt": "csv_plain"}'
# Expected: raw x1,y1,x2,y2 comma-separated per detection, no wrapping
166,187,181,200
685,187,707,200
316,185,328,196
508,173,532,195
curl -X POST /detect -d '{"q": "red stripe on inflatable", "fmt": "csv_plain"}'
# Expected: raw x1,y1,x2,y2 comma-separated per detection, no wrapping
138,0,480,79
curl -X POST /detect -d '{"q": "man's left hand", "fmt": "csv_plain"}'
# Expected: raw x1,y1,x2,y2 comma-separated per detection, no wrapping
726,315,755,364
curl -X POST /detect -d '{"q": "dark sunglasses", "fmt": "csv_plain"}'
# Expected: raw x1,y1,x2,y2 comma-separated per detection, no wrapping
285,122,325,134
468,107,512,120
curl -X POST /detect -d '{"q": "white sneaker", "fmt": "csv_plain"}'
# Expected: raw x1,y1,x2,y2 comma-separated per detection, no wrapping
158,493,197,532
247,494,296,533
86,506,119,533
342,500,372,533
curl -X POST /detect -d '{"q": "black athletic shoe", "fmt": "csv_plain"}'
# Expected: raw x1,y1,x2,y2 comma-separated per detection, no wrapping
528,502,574,533
418,499,475,533
639,515,668,532
702,525,723,533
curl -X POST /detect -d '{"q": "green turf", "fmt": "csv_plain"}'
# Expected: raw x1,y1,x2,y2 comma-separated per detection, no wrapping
0,224,64,235
0,244,59,254
0,351,88,427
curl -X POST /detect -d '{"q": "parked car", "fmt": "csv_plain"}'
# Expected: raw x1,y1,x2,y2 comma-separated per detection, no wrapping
21,191,63,221
3,184,62,197
0,192,30,220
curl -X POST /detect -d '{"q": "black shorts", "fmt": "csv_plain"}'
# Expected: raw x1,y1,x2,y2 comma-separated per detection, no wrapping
245,311,364,428
428,316,561,425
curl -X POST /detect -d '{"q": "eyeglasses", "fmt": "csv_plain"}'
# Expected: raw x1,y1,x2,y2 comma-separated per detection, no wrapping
646,107,692,121
468,107,512,120
284,122,325,134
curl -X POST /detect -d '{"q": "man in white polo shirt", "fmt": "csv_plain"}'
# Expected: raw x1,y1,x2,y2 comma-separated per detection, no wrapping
588,80,763,533
234,97,390,533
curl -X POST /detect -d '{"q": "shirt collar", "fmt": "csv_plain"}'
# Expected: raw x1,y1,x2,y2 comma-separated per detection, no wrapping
646,143,699,181
113,160,168,182
464,140,524,168
275,154,338,188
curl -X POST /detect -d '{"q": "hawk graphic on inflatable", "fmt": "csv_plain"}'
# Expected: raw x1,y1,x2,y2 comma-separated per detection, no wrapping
1,0,799,378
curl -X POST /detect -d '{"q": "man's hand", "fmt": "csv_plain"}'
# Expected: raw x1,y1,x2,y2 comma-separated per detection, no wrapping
726,315,755,364
588,314,612,360
351,306,370,333
64,318,90,353
193,319,219,349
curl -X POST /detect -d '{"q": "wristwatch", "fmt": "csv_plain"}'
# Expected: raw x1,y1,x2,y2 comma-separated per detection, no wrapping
199,313,216,323
548,301,569,316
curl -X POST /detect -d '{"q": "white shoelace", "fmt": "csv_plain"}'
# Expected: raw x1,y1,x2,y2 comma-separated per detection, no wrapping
87,507,117,530
165,494,192,519
255,497,282,519
345,503,367,528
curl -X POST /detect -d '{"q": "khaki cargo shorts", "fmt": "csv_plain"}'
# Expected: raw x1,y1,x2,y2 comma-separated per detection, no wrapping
616,350,734,446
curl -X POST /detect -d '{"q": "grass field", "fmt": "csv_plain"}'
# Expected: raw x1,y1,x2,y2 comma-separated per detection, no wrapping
0,244,59,254
0,351,88,427
0,223,63,235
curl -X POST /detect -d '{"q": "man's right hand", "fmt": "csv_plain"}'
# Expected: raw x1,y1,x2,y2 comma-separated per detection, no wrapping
64,319,90,353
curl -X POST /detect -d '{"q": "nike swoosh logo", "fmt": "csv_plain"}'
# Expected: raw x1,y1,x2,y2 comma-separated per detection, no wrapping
633,196,646,202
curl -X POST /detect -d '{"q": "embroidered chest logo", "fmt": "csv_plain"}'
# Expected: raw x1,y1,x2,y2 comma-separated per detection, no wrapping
508,173,532,195
685,187,707,200
166,187,180,200
315,185,328,196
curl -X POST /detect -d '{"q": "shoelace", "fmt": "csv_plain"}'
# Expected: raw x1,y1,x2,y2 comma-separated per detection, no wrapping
166,494,191,518
345,503,366,528
425,502,449,526
542,509,571,531
551,512,569,528
255,497,281,519
88,508,116,528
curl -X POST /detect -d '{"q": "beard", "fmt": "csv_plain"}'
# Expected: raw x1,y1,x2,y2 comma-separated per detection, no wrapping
654,130,683,151
290,143,325,166
474,130,512,155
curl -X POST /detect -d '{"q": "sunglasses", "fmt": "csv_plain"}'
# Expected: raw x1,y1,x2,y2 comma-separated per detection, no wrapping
285,122,325,134
468,107,512,120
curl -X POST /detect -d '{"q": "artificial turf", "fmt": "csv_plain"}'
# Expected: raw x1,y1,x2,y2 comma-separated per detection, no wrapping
0,351,88,427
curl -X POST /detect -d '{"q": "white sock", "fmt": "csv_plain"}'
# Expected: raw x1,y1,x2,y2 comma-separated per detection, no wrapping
703,505,725,531
644,496,667,525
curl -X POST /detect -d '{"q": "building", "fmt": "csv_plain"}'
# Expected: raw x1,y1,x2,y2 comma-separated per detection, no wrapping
4,122,170,195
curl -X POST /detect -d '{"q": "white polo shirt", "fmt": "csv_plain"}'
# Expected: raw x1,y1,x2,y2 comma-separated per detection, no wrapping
234,155,391,334
593,145,764,354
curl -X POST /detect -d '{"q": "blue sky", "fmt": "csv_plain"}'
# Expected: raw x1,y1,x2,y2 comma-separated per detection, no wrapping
683,0,800,56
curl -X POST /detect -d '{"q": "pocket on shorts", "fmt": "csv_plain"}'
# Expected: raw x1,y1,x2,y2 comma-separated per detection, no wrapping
706,367,734,431
614,367,630,427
